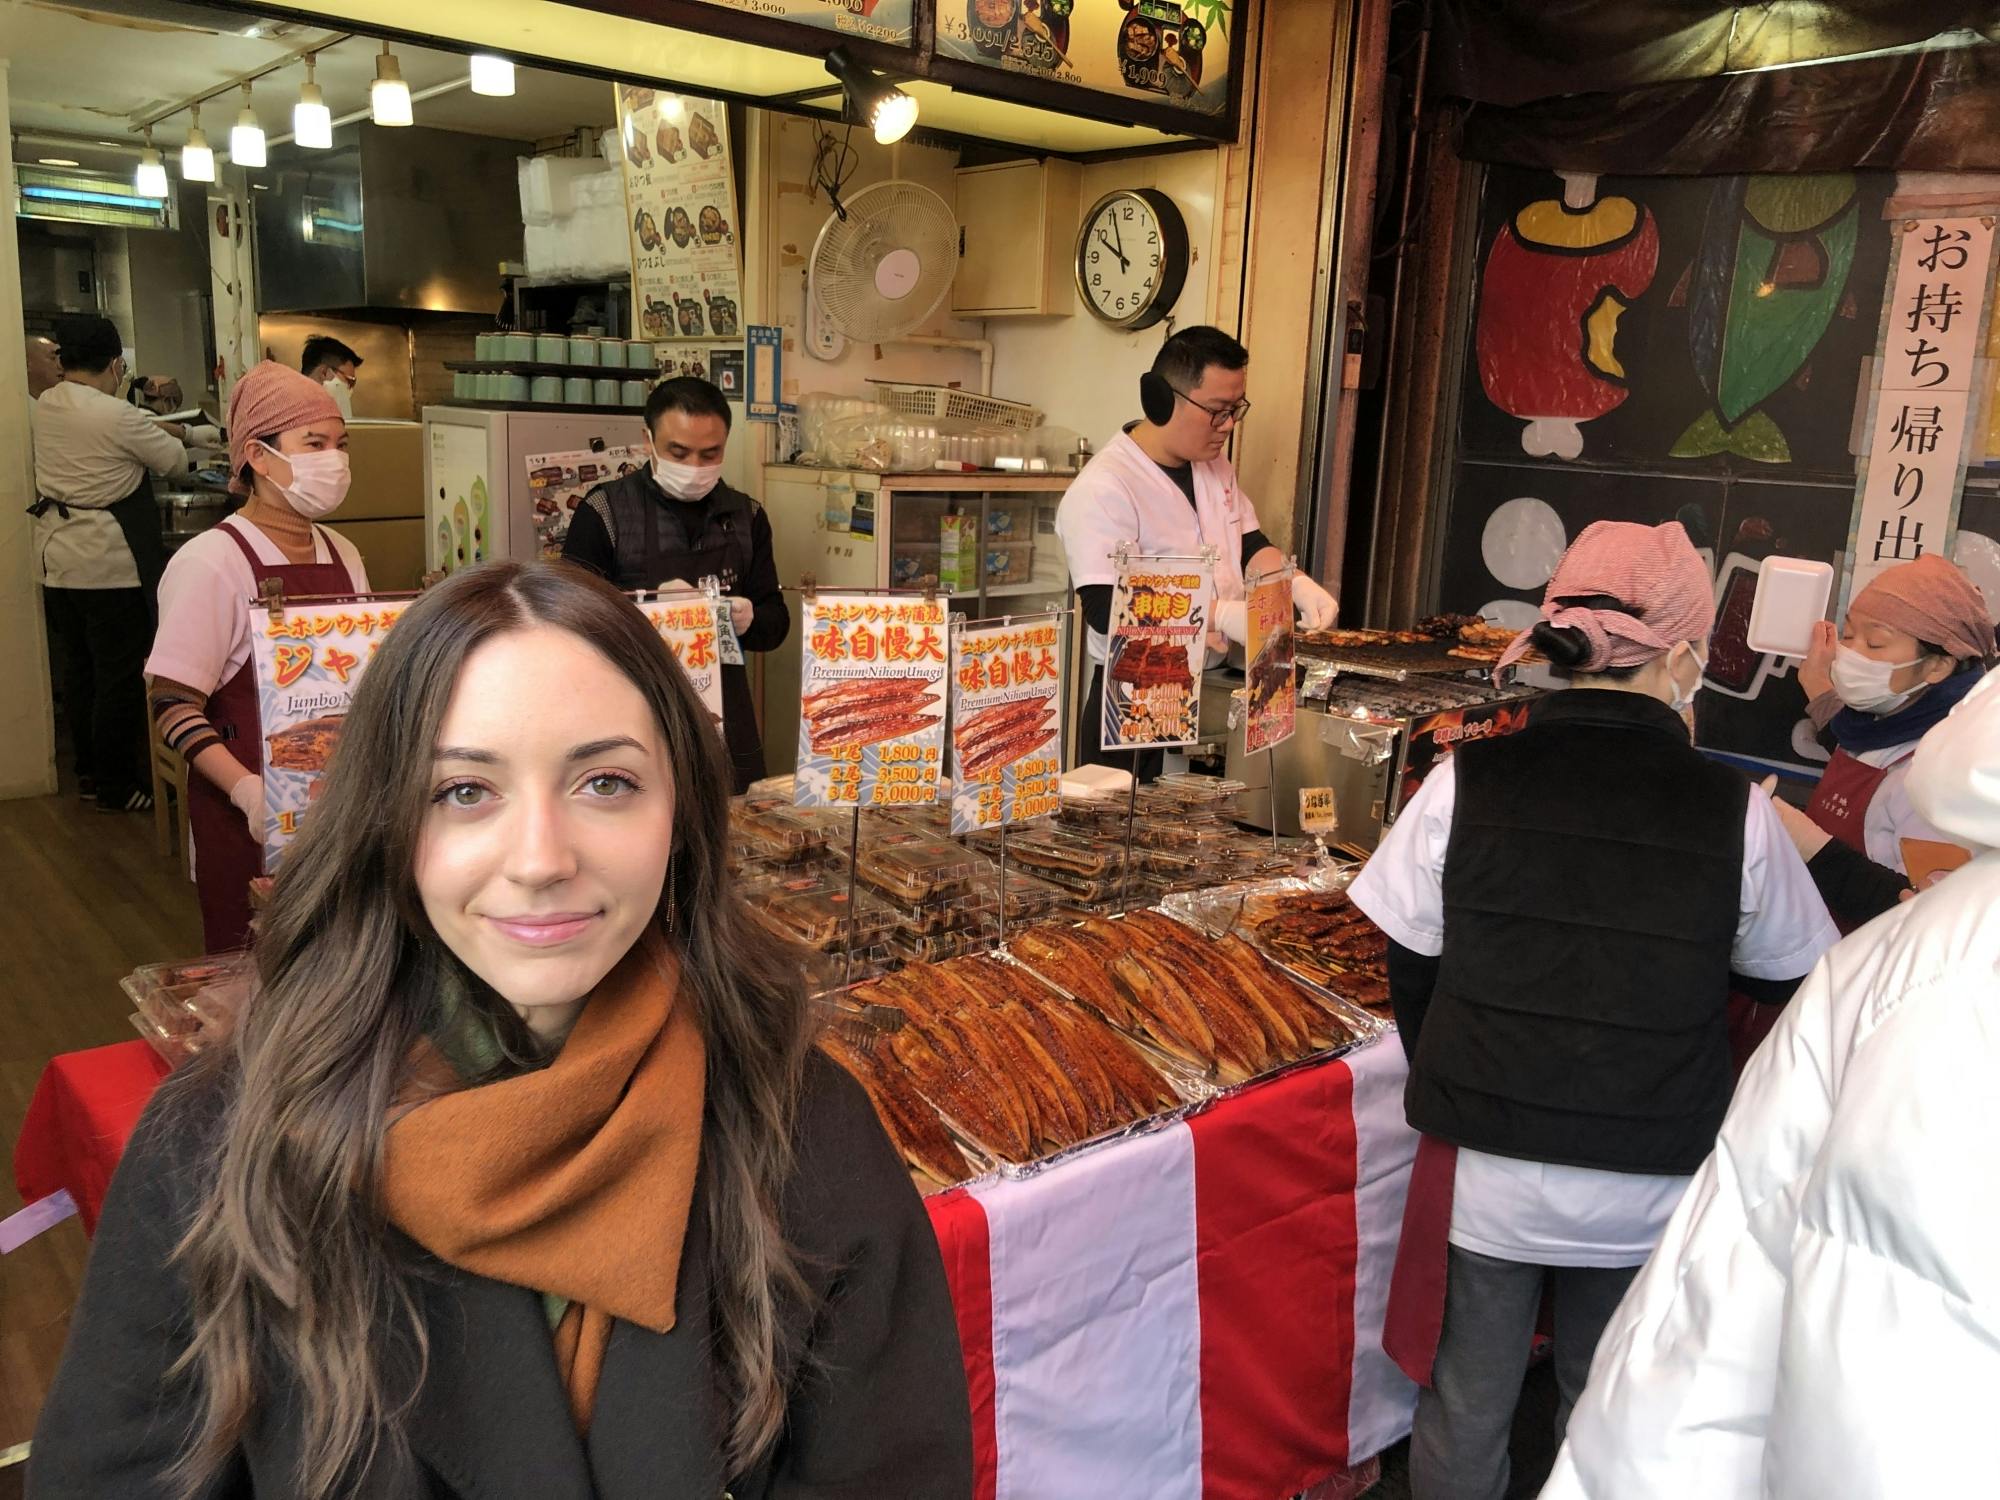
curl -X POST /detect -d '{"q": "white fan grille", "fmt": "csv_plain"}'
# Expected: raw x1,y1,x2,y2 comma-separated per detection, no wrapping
809,180,958,341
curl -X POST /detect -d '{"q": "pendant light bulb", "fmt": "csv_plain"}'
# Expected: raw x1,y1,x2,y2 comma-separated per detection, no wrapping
469,53,515,97
295,54,332,149
824,47,918,146
180,106,215,183
231,83,267,168
135,128,169,199
372,43,413,126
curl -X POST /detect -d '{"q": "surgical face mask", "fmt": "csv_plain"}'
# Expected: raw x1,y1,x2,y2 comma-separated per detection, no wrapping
1669,643,1706,716
652,455,722,502
258,443,351,519
1831,644,1927,714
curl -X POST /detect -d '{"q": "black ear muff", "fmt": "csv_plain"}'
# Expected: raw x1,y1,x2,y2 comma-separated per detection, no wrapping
1139,371,1176,426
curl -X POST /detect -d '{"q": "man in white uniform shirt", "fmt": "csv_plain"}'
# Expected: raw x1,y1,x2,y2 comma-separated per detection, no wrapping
1055,325,1337,779
31,316,190,813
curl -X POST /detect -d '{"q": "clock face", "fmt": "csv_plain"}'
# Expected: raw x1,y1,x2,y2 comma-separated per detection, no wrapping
1076,191,1184,329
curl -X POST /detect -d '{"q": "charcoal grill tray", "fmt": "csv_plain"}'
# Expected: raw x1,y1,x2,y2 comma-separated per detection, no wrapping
1293,638,1503,681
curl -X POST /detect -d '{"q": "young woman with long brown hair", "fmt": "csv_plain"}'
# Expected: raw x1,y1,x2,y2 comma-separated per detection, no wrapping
30,561,973,1499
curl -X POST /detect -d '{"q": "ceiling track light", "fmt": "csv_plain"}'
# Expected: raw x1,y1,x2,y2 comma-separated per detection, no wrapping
469,53,515,97
372,41,413,127
295,52,332,149
181,102,215,183
135,126,169,198
825,44,918,145
231,81,267,168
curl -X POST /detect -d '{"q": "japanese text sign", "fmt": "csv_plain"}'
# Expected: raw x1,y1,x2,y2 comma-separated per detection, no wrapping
949,613,1064,836
795,593,949,809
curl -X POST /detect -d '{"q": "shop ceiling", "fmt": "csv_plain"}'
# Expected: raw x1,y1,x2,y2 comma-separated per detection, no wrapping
7,0,1200,172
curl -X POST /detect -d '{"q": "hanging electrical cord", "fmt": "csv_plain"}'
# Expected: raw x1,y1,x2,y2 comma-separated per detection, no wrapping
809,118,861,221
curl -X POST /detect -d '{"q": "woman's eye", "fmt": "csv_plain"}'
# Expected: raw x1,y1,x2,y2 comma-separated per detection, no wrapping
583,773,638,798
434,782,489,809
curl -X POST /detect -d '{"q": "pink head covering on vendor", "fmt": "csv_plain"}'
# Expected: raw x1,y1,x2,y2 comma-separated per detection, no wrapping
1849,553,1996,664
226,360,344,498
1496,520,1715,677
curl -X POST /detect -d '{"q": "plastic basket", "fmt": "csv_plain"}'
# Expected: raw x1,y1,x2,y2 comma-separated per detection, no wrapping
870,381,1040,431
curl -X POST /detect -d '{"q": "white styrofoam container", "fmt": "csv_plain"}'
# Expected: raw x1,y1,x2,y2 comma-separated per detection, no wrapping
1746,556,1835,658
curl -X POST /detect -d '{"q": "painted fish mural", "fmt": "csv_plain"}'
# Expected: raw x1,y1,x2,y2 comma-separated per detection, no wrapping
1672,173,1859,463
1475,174,1660,460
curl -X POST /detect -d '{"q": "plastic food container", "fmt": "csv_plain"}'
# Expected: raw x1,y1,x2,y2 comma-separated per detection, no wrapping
1746,556,1835,659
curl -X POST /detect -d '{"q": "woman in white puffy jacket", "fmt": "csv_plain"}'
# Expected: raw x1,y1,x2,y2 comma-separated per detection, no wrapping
1540,667,2000,1499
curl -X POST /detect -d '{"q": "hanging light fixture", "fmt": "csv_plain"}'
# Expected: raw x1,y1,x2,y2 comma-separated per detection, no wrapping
469,53,515,97
135,126,169,198
372,41,413,126
231,82,267,168
825,44,918,145
180,102,215,183
295,52,333,149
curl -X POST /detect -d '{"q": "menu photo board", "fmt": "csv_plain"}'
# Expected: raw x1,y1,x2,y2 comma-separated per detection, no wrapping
936,0,1233,119
795,592,950,809
635,589,726,738
525,446,647,555
949,613,1064,836
614,86,743,351
1101,548,1214,752
1242,562,1296,755
250,595,413,872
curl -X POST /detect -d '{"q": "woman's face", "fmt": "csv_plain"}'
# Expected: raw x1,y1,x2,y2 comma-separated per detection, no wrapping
1839,604,1953,690
415,625,676,1041
249,418,349,491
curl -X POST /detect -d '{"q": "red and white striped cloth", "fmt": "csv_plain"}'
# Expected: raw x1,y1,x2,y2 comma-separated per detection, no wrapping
928,1036,1419,1500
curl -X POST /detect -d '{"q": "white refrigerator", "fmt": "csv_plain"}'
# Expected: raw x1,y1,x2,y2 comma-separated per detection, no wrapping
422,405,649,572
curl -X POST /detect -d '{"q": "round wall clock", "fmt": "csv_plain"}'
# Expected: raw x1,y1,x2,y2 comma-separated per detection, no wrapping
1074,187,1190,331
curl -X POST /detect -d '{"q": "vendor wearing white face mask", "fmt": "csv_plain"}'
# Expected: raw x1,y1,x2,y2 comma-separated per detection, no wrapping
1350,522,1834,1500
563,376,789,792
1760,552,1995,929
146,361,368,951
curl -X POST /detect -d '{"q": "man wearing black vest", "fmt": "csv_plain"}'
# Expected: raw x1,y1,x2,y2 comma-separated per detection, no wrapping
562,377,789,791
1350,522,1836,1500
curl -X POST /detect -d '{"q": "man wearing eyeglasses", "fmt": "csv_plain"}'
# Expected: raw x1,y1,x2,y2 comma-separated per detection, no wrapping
1057,324,1339,777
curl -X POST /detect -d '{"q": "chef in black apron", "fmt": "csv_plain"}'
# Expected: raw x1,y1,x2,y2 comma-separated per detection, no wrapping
28,315,204,813
562,376,789,792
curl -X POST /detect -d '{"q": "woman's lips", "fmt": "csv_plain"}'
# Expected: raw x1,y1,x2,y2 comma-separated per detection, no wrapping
485,912,599,947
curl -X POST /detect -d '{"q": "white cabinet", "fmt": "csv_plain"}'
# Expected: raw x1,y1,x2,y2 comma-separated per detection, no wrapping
952,160,1081,318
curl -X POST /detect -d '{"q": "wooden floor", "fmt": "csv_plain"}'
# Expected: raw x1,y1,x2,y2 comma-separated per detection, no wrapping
0,782,202,1449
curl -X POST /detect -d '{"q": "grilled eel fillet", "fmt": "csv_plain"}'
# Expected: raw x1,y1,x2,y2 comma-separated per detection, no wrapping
1073,915,1222,1072
803,677,934,713
818,1033,968,1187
959,722,1057,779
1009,925,1142,1030
810,711,942,753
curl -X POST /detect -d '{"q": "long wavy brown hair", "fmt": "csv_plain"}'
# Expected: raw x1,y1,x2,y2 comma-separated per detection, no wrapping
166,561,811,1496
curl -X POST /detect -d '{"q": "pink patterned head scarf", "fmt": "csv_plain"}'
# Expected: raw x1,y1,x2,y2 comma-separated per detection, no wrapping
1848,554,1995,662
226,360,344,497
1496,520,1715,675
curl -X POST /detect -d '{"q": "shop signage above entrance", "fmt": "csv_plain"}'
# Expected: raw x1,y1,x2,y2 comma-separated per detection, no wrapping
687,0,916,46
935,0,1234,120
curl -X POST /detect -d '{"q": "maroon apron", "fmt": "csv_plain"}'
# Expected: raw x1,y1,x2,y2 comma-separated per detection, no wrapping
187,520,359,952
1805,745,1904,855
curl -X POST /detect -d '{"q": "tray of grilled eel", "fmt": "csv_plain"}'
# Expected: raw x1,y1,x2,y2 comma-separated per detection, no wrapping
1163,876,1393,1018
1005,910,1381,1091
815,952,1191,1188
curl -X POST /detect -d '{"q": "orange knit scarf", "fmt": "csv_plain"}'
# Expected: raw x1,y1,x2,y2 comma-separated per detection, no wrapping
381,946,706,1431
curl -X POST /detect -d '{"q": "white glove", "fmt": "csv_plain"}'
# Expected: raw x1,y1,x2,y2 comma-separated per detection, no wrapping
1292,573,1339,631
184,423,224,449
728,596,754,633
1211,599,1249,645
228,773,264,828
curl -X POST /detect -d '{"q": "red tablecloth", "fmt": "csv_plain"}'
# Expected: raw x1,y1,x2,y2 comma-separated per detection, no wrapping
17,1037,1420,1499
14,1040,169,1234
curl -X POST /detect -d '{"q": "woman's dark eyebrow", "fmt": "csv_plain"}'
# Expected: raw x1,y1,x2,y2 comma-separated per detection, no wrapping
432,736,646,766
